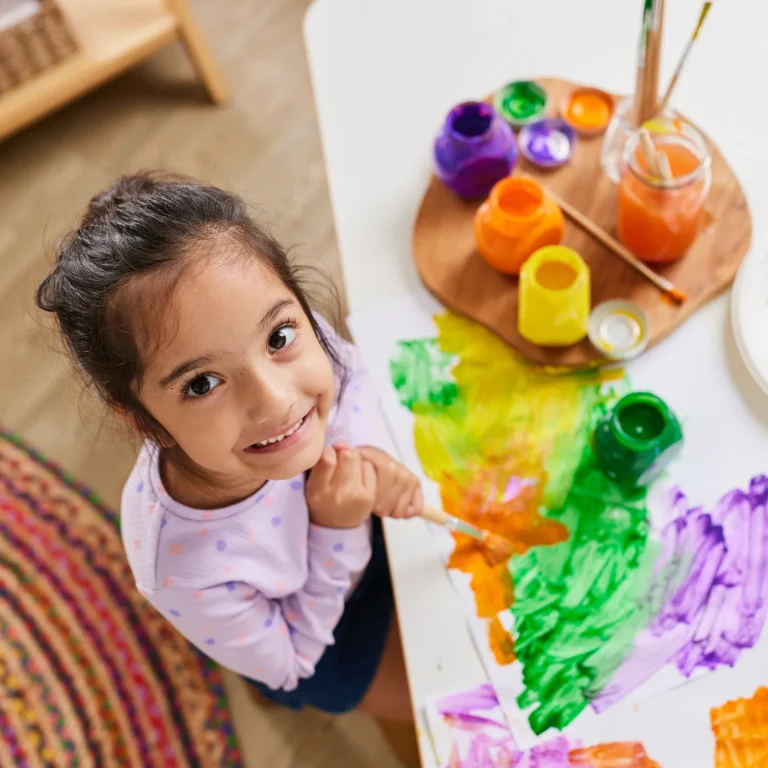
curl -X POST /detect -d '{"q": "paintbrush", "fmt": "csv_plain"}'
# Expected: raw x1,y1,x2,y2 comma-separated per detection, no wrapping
526,177,686,304
640,0,665,123
632,0,654,126
420,505,513,565
638,128,673,182
656,2,712,116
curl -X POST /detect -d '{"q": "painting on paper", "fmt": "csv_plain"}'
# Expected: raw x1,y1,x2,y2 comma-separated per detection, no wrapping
349,290,768,751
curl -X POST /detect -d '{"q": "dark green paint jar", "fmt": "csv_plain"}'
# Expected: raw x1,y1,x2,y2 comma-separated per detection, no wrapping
594,392,683,487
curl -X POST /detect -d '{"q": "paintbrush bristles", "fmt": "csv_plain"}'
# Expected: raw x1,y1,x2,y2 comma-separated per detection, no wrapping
482,532,514,565
420,505,514,566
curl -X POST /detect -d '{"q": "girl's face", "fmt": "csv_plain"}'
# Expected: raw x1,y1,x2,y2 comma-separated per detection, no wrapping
140,257,336,488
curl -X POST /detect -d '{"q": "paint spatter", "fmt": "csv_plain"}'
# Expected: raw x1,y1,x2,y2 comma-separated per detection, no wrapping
431,683,660,768
711,687,768,768
594,477,768,713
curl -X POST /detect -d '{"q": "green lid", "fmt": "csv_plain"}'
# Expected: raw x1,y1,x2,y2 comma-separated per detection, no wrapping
594,392,683,487
493,81,548,127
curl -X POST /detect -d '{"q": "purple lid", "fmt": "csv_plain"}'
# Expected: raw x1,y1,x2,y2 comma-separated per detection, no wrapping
518,118,576,169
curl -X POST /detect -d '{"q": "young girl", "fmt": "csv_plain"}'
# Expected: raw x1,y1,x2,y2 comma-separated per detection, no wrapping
36,173,422,721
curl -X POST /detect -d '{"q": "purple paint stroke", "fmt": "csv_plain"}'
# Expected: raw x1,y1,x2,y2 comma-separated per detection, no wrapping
516,736,573,768
436,683,499,717
592,476,768,713
435,684,519,768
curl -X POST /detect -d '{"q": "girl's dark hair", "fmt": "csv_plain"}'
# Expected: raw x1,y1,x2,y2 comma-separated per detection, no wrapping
36,172,346,467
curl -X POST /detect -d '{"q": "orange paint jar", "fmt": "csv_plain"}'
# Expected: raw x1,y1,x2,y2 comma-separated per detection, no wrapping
617,119,711,264
474,176,565,275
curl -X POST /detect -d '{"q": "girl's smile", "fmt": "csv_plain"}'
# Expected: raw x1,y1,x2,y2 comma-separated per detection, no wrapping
242,406,316,454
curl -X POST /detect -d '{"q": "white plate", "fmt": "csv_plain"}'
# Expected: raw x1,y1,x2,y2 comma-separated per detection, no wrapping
731,245,768,395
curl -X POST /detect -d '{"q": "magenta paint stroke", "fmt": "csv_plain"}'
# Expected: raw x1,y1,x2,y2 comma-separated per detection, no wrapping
592,475,768,712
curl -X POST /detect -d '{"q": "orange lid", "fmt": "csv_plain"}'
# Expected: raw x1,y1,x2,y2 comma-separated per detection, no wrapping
561,88,614,136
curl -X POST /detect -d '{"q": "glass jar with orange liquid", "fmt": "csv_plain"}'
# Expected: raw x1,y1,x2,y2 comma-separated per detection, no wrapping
617,119,711,264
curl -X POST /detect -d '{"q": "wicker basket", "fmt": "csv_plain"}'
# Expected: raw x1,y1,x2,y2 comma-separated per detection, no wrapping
0,0,78,95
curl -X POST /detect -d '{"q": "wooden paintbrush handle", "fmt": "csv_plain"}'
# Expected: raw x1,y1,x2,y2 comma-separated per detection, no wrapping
420,505,454,526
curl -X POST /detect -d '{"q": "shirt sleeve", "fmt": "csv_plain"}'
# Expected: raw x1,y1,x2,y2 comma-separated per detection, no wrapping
143,522,372,691
326,326,394,452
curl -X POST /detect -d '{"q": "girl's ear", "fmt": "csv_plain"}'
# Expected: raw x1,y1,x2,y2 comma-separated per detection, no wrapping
113,404,177,448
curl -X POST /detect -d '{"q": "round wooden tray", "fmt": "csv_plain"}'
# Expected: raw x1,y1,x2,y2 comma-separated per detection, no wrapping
414,77,752,367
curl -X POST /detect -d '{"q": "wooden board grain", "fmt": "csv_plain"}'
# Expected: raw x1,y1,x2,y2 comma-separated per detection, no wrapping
414,77,752,367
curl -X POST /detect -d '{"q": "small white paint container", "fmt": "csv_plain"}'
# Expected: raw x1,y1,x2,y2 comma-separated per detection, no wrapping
588,300,649,361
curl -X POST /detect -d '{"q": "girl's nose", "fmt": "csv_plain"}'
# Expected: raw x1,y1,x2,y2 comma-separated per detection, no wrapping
241,365,296,422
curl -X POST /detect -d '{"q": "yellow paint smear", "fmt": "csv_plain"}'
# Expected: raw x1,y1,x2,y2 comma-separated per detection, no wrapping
409,313,604,662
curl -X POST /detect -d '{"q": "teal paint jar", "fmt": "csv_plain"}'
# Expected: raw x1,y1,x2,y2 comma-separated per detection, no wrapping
594,392,683,487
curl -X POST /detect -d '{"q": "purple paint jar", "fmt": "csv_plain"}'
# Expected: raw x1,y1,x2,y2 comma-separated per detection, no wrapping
518,118,577,169
434,101,517,199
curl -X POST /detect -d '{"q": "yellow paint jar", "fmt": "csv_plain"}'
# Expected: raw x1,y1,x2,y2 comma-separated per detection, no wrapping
518,246,591,346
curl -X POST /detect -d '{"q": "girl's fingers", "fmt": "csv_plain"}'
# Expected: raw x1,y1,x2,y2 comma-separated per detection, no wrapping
310,447,337,486
391,491,413,519
406,486,424,518
362,459,377,494
335,448,361,487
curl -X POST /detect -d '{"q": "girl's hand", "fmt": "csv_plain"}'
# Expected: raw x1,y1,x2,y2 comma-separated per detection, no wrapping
305,445,377,529
355,445,423,519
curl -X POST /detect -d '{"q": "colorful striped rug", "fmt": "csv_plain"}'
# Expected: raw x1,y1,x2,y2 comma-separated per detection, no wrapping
0,432,242,767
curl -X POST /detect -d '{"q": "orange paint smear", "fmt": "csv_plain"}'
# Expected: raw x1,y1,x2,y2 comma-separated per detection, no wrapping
711,687,768,768
569,742,661,767
442,471,569,662
488,616,517,666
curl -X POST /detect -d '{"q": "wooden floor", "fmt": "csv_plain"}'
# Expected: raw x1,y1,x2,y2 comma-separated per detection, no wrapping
0,0,406,766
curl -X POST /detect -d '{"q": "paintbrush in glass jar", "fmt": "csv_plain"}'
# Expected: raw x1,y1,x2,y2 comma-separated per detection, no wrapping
420,505,513,565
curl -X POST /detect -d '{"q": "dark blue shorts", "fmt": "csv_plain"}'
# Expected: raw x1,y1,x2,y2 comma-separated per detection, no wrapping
247,517,393,714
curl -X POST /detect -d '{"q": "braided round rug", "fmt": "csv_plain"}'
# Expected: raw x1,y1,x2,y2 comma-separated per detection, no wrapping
0,431,242,767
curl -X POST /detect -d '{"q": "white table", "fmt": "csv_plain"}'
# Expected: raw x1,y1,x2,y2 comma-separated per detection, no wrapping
303,1,768,763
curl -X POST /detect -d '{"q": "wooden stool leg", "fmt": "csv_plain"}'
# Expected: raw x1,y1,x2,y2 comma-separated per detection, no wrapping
166,0,230,104
375,717,421,768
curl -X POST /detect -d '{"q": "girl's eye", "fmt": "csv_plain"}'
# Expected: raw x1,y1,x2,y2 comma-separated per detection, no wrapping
268,325,296,354
185,373,223,398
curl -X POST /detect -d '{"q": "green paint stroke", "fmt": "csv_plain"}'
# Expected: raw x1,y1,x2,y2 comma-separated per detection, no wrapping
510,397,663,734
390,338,459,412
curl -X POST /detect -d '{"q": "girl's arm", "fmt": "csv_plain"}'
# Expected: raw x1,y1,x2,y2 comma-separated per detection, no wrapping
144,519,372,691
